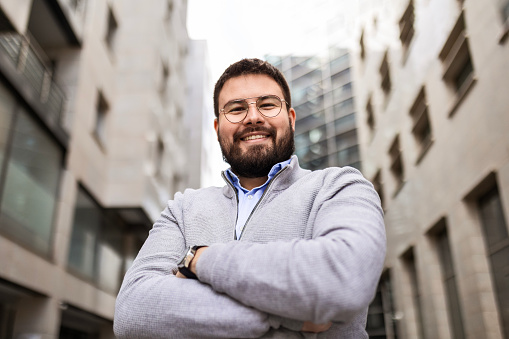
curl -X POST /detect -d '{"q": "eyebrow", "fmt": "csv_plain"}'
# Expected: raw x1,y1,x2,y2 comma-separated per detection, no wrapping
226,95,274,103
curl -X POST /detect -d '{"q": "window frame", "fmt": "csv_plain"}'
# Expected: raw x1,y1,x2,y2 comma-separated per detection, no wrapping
438,12,476,116
388,135,404,195
409,87,433,163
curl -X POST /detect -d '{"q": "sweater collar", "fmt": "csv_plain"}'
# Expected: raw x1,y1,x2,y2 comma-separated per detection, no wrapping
222,155,309,198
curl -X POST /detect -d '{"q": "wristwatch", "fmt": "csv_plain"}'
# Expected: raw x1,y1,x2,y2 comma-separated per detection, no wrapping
177,245,205,279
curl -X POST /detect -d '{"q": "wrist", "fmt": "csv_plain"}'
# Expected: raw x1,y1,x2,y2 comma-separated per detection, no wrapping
177,245,206,279
190,247,206,274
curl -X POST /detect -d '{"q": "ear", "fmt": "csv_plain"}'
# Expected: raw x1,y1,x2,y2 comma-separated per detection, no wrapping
288,108,296,132
214,118,219,140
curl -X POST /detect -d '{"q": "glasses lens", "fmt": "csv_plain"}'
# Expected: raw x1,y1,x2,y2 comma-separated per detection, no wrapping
223,100,248,122
257,95,282,117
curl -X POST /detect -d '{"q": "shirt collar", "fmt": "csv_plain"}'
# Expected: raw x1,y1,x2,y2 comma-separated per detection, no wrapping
226,158,292,193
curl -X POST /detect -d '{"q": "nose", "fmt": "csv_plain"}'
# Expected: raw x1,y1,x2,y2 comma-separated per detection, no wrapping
243,101,265,125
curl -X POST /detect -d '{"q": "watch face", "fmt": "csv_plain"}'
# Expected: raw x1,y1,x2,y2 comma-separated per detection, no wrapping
177,250,188,268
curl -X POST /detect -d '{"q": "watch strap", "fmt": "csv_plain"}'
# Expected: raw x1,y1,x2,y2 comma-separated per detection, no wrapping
178,245,206,280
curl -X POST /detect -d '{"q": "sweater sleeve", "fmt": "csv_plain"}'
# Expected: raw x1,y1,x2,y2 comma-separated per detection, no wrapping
196,169,386,325
113,197,279,338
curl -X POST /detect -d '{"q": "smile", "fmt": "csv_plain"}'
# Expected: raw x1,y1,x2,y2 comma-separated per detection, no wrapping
242,134,269,141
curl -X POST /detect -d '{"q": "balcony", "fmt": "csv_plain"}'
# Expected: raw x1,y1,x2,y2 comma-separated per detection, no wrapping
0,33,68,146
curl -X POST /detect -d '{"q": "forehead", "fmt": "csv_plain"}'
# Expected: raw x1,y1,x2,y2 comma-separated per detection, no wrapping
219,74,284,106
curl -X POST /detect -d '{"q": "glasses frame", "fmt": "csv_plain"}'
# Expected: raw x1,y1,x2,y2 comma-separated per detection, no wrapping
219,95,289,124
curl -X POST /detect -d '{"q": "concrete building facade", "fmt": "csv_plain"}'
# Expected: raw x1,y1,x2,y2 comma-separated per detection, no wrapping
0,0,189,337
351,0,509,338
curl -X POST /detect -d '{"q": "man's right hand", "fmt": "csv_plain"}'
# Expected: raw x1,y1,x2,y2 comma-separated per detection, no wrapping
301,321,332,333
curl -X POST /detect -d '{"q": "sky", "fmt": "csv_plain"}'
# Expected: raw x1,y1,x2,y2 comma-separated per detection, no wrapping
186,0,360,81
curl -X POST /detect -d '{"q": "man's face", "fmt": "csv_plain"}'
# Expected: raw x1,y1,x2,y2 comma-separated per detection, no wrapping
214,74,296,178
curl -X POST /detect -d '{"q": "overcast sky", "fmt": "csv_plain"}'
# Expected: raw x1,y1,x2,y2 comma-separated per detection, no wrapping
186,0,360,81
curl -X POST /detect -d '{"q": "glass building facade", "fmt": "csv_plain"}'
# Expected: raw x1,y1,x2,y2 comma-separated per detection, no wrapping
267,48,360,172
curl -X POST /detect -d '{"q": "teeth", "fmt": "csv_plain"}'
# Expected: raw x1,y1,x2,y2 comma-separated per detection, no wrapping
244,135,267,141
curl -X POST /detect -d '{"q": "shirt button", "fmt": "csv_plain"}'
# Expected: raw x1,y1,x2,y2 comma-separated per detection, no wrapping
248,195,253,200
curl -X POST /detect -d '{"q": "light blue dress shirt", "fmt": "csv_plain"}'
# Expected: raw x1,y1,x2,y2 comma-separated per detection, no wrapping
226,158,292,239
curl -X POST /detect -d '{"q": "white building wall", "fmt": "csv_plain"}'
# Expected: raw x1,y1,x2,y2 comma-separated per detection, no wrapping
352,0,509,338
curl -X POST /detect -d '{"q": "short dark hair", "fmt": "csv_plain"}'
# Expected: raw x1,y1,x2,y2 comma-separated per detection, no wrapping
213,58,291,117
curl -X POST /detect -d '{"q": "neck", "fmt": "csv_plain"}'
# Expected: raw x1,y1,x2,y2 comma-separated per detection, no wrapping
239,176,268,191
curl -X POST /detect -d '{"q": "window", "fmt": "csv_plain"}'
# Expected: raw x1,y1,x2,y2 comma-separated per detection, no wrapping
94,92,109,148
429,218,466,339
0,83,63,257
160,62,170,96
105,7,118,51
360,29,366,60
372,170,385,210
399,0,415,52
334,113,356,134
60,304,109,338
69,0,86,13
68,187,125,293
366,271,399,338
155,137,164,177
439,12,475,115
402,248,426,339
477,185,509,338
0,301,15,339
165,0,174,20
329,53,350,74
331,68,351,88
295,110,325,135
335,129,358,152
409,87,433,162
366,96,375,139
337,145,360,169
332,82,352,102
379,51,391,95
333,98,354,119
388,135,404,193
499,0,509,43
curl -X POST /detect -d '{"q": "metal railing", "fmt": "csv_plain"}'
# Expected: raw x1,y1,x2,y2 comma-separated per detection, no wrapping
0,32,66,126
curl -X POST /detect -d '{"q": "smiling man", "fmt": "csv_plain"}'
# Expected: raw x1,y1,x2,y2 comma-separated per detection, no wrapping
114,58,386,338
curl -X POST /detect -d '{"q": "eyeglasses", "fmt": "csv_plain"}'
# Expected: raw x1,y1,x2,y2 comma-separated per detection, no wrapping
219,95,288,123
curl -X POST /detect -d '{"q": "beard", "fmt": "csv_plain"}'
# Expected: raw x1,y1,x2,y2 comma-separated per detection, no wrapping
218,120,295,178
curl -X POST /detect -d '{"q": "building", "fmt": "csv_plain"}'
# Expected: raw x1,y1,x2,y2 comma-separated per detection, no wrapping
184,39,224,189
352,0,509,338
0,0,190,337
268,48,360,172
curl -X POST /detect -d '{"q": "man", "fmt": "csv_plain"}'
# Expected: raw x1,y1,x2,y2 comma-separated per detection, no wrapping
114,58,386,338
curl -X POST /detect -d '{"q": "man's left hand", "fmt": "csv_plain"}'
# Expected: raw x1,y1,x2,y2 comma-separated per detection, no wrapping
175,246,208,279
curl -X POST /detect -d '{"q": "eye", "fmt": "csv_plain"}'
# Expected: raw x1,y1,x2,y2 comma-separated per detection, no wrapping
258,96,281,111
225,102,248,114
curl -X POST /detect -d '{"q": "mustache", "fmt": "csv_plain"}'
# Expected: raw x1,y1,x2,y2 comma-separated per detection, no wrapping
233,126,276,141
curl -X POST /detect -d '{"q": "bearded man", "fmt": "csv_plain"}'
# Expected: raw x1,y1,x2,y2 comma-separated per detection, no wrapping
114,58,386,338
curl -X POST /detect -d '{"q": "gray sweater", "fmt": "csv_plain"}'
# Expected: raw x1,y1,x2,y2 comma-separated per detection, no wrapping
114,156,386,338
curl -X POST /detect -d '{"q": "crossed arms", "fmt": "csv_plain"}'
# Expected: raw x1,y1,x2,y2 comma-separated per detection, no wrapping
114,170,386,338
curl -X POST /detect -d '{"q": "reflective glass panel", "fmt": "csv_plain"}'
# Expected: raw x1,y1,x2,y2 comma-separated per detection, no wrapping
0,107,62,256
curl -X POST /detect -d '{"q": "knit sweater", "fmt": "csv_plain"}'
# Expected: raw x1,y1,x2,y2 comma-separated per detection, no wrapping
114,155,386,338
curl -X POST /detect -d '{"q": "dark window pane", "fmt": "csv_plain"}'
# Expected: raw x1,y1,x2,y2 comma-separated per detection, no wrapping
68,189,124,293
436,228,465,339
68,190,101,279
478,186,509,248
489,245,509,336
337,145,359,167
454,58,473,92
0,83,16,172
295,110,325,135
478,185,509,338
0,108,62,255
